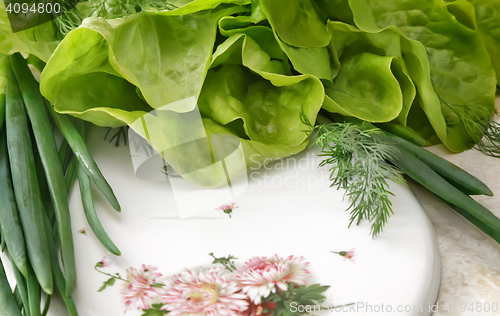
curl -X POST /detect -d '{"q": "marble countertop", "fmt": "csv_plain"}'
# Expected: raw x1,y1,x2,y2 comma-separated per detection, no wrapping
410,97,500,316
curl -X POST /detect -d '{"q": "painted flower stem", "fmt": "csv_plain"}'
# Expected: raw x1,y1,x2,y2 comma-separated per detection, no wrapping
209,253,237,272
94,265,127,282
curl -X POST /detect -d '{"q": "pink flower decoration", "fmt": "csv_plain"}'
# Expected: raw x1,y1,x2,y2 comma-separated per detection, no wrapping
78,228,87,236
122,265,163,311
344,249,355,261
218,203,238,218
160,267,248,316
218,203,237,211
235,255,311,304
331,248,356,262
98,256,111,268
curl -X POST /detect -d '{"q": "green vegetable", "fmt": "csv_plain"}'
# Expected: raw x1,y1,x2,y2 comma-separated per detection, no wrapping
58,139,73,175
46,104,121,212
0,257,22,316
65,158,78,194
44,216,79,316
40,9,229,126
385,132,494,196
260,0,331,48
34,136,56,224
375,123,426,146
78,167,121,256
0,94,4,131
326,52,403,122
6,67,52,294
324,20,440,143
75,121,121,256
389,147,500,242
10,53,76,295
442,197,500,244
304,116,406,237
27,265,41,316
41,9,324,188
41,295,51,316
476,118,500,158
13,286,22,310
10,256,30,316
0,230,4,253
459,0,500,85
0,54,7,131
0,129,28,277
0,2,59,62
326,112,495,236
348,0,497,152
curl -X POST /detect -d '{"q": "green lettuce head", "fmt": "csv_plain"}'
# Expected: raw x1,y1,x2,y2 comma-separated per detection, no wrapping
40,6,324,188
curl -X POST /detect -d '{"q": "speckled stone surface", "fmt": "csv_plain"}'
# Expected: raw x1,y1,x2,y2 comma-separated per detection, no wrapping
410,97,500,316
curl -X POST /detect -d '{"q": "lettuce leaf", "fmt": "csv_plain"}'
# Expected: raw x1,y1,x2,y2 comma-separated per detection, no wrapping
324,22,422,125
449,0,500,86
0,3,60,62
41,9,229,126
41,6,324,188
205,34,324,145
260,0,331,48
197,32,324,177
349,0,497,152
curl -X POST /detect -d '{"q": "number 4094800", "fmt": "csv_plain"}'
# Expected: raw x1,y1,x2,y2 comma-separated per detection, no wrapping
443,302,498,312
5,2,61,14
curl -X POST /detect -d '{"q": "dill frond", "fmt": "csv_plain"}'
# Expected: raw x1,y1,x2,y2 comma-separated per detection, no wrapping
453,103,491,146
301,114,405,237
477,113,500,158
85,0,177,19
441,99,492,148
53,4,84,39
53,0,178,38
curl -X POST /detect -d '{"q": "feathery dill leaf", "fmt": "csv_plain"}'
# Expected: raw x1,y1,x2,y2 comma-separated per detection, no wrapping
53,0,178,38
477,113,500,158
301,113,405,237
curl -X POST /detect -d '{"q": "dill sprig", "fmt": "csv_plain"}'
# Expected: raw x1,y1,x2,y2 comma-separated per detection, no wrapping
477,113,500,158
302,114,406,237
53,0,178,37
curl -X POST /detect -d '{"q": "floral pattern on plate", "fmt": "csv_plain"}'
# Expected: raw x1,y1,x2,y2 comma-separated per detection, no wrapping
95,254,331,316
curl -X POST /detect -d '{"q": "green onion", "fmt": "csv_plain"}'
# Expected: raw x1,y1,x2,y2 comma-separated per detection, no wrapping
41,295,51,316
0,230,5,253
26,265,41,316
65,158,78,194
10,255,30,316
441,198,500,242
6,66,52,294
13,286,22,311
385,132,493,196
75,121,121,255
375,122,426,146
10,53,76,296
44,216,79,316
78,167,122,256
390,147,500,243
0,257,22,316
0,94,5,131
46,103,121,212
0,129,28,276
58,139,73,175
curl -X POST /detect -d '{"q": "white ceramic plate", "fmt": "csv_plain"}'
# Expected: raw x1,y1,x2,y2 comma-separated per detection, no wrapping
4,126,441,316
